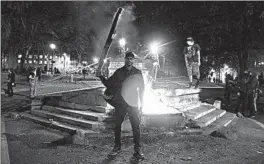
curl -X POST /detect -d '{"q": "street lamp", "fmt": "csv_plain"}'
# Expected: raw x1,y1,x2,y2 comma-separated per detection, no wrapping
149,42,159,54
119,38,126,58
63,53,67,71
49,43,56,73
149,42,161,81
93,57,99,63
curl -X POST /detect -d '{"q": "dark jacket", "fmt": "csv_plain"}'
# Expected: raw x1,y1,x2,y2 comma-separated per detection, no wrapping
183,44,201,63
99,66,145,108
247,76,259,94
8,71,15,83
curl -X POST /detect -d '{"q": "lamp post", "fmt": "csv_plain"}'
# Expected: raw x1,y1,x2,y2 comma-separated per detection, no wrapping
149,42,160,81
93,57,99,63
63,53,67,73
119,38,126,58
49,44,56,73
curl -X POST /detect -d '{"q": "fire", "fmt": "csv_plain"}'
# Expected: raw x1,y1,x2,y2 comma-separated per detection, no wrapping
142,84,181,115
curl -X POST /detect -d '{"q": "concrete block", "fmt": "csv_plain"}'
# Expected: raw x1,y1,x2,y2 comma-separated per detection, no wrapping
61,88,107,107
141,113,186,128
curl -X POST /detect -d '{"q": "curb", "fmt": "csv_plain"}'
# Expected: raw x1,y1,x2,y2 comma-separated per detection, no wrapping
248,118,264,130
1,116,11,164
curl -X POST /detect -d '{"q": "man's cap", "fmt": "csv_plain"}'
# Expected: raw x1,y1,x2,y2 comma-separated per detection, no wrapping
125,52,135,59
186,37,194,41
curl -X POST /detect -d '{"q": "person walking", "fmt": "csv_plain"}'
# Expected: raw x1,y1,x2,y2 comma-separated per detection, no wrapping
96,52,145,159
7,68,15,97
183,37,201,88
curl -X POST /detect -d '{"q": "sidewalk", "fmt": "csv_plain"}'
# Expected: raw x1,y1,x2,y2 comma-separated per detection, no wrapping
1,116,11,164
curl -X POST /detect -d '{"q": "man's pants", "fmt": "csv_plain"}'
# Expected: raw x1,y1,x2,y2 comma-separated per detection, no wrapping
114,105,141,149
186,62,200,79
235,93,246,114
7,83,13,96
30,79,37,98
247,92,256,116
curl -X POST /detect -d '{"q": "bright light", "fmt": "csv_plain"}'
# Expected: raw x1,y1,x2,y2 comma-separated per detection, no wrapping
93,57,99,63
50,44,56,49
150,42,159,54
63,53,67,57
119,38,126,47
142,83,181,115
224,64,229,69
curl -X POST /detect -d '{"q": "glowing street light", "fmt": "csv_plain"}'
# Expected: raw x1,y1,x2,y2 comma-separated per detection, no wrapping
49,43,56,73
149,42,159,54
119,38,126,58
93,57,99,63
119,38,126,47
50,44,56,50
63,53,67,70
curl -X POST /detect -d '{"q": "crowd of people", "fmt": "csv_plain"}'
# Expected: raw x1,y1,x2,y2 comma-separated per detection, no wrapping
224,71,264,118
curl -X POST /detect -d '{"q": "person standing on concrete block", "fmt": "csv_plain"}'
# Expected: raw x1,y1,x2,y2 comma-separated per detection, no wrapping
7,68,15,97
183,37,201,88
96,51,145,160
29,68,38,98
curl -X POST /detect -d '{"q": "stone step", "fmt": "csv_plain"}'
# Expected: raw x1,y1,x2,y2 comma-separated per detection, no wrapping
31,110,113,130
47,100,113,113
161,93,200,108
177,102,201,112
194,109,226,128
20,113,97,134
153,87,200,97
184,104,216,120
203,112,237,135
42,105,114,122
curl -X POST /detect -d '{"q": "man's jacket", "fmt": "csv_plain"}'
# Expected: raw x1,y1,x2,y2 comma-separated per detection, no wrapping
8,72,15,83
99,66,145,108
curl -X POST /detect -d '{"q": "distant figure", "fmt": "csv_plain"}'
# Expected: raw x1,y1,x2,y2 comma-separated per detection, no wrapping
183,37,201,88
235,71,250,117
246,72,259,117
7,68,15,97
224,74,234,109
44,65,47,72
144,51,160,81
101,58,110,79
259,71,264,88
36,67,42,80
82,68,87,79
29,68,37,98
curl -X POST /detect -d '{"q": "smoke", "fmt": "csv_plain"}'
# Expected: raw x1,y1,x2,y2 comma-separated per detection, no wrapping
71,1,138,60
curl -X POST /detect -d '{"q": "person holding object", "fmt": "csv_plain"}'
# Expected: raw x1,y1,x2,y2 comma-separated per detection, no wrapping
7,68,15,97
96,52,145,160
183,37,201,88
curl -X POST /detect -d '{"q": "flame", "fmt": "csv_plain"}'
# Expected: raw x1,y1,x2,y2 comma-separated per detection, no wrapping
142,84,181,115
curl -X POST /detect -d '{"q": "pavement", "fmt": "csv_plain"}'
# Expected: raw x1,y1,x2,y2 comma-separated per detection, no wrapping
1,116,11,164
1,115,264,164
1,74,264,163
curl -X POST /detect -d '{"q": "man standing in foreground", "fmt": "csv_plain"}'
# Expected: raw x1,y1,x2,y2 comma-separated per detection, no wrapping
183,37,201,88
96,52,145,159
